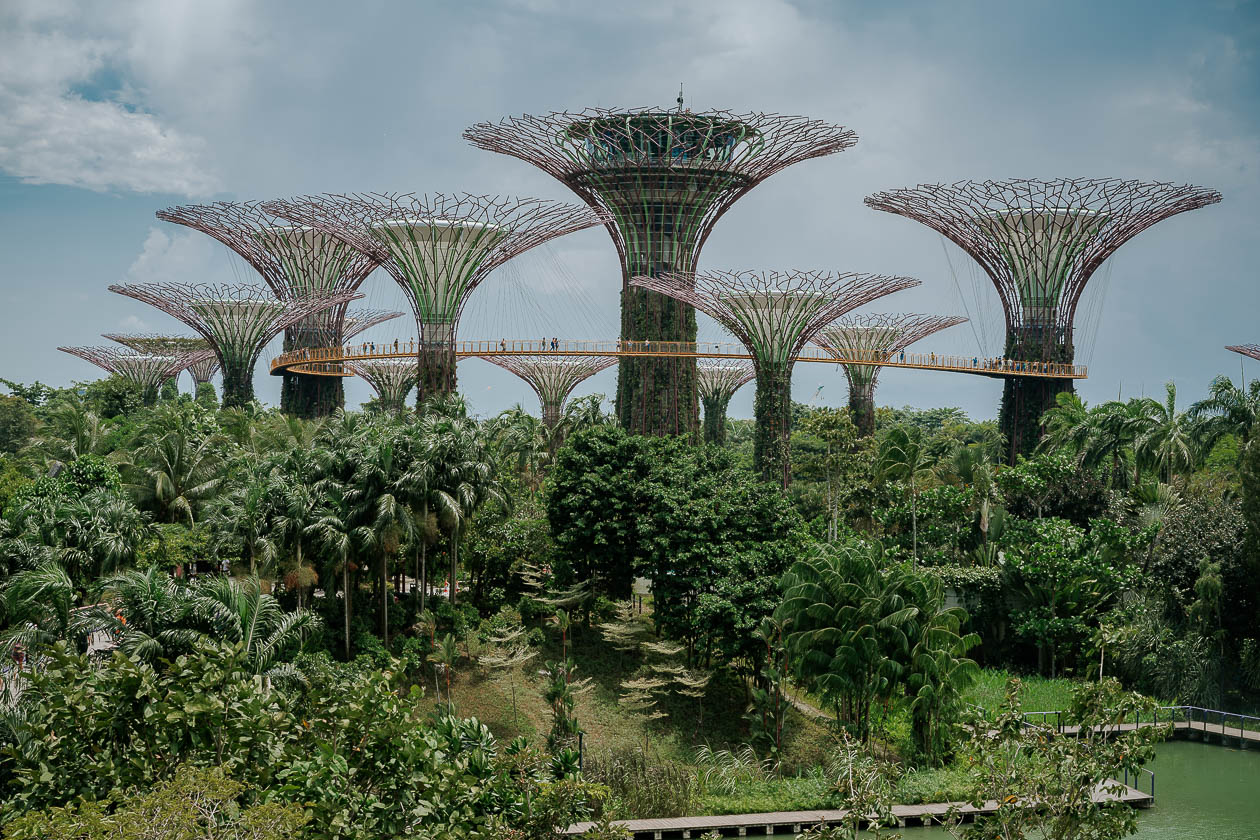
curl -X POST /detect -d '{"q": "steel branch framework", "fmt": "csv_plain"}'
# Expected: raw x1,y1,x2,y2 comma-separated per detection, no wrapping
465,107,858,437
264,192,601,406
479,355,617,430
1227,345,1260,363
103,332,220,389
156,200,382,417
108,282,358,409
348,359,418,412
865,178,1221,459
58,345,213,404
632,270,918,486
815,313,966,435
342,308,405,342
696,358,755,445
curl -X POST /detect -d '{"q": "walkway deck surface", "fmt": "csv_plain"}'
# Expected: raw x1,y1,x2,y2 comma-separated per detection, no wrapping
567,785,1152,837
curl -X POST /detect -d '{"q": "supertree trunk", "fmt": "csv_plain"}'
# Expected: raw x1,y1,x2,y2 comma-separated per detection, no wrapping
998,326,1075,461
280,329,345,418
702,392,733,445
221,362,257,409
415,345,457,407
847,378,877,437
617,286,698,436
754,362,794,487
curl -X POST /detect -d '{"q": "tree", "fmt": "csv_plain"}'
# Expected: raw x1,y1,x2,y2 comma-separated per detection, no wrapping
125,417,226,525
1133,382,1198,482
88,566,198,663
876,426,937,564
189,576,317,682
207,463,278,576
0,395,35,455
948,678,1164,840
1190,374,1260,454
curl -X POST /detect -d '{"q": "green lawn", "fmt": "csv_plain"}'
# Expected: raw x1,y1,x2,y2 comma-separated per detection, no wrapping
963,668,1081,714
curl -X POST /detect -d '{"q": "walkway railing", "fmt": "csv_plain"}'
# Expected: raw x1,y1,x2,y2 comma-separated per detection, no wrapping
270,338,1089,380
1022,705,1260,737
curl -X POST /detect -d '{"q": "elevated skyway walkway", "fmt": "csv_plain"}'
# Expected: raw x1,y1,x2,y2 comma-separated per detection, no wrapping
270,339,1088,380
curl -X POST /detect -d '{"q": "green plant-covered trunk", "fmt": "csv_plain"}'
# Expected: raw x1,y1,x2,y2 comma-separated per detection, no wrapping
701,393,732,445
753,363,793,488
415,345,457,407
847,380,876,437
220,362,256,409
616,286,699,437
280,328,345,418
997,327,1075,464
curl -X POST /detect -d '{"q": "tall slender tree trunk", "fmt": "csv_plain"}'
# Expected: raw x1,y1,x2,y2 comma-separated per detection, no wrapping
381,554,389,649
450,532,459,605
342,564,351,660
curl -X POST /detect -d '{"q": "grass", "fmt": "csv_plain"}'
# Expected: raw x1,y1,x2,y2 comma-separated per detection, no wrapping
963,668,1081,714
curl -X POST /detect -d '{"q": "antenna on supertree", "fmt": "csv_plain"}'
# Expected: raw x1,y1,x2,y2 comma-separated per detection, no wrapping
632,270,918,486
107,282,359,409
58,345,214,405
479,355,617,451
465,107,858,436
265,192,601,407
1226,344,1260,363
155,200,381,418
341,308,405,342
865,178,1221,461
348,359,418,413
815,313,967,436
696,358,755,446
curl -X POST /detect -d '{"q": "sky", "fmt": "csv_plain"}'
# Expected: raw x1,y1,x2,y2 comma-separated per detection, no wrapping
0,0,1257,421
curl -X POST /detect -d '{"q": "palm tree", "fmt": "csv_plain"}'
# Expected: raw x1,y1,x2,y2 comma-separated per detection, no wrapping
489,407,548,492
347,430,414,648
1038,392,1093,458
271,472,323,610
1190,374,1260,454
124,422,226,525
189,575,317,683
1133,382,1199,483
307,495,354,660
877,427,937,565
28,395,107,464
89,567,198,663
206,462,278,576
0,561,85,662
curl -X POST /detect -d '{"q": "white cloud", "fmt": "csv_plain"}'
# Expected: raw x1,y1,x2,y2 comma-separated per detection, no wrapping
126,227,220,284
0,1,220,195
117,314,151,331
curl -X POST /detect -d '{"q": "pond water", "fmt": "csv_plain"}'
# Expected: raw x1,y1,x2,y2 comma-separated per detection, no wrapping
770,740,1260,838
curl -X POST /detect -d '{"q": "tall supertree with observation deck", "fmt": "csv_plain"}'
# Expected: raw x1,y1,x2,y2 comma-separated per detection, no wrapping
108,282,358,409
865,178,1221,461
58,345,214,404
480,355,616,452
155,201,382,418
696,358,754,446
349,359,418,413
815,313,966,437
265,192,601,407
465,106,858,436
633,270,918,486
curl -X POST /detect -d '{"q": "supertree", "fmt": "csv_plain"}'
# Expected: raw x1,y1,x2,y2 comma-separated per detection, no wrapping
58,345,213,405
342,307,405,343
632,270,918,486
1227,345,1260,363
480,355,616,450
265,192,601,406
155,201,381,418
815,313,966,436
465,107,858,436
108,282,358,409
103,332,220,389
348,359,418,413
865,178,1221,460
696,358,755,446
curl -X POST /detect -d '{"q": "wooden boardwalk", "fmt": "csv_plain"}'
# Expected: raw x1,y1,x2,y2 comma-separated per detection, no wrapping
567,785,1152,838
1029,718,1260,746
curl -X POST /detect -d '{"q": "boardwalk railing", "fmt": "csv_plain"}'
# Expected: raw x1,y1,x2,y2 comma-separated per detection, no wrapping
1022,705,1260,737
270,338,1089,380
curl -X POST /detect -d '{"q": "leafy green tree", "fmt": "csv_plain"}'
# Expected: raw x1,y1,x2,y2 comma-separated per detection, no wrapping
876,426,937,564
1190,374,1260,453
0,394,36,455
190,576,317,682
1133,382,1199,482
125,415,226,525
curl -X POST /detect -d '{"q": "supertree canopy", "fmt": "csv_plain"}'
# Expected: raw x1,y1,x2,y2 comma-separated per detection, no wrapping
103,332,220,388
865,178,1221,460
816,313,966,436
696,358,755,446
465,107,858,436
108,282,358,409
349,359,418,413
342,308,405,342
1227,345,1260,363
480,355,616,432
633,270,918,486
155,201,381,418
265,192,601,406
58,345,213,404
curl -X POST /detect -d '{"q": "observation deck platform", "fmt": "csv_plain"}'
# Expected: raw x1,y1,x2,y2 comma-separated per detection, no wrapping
270,339,1088,380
